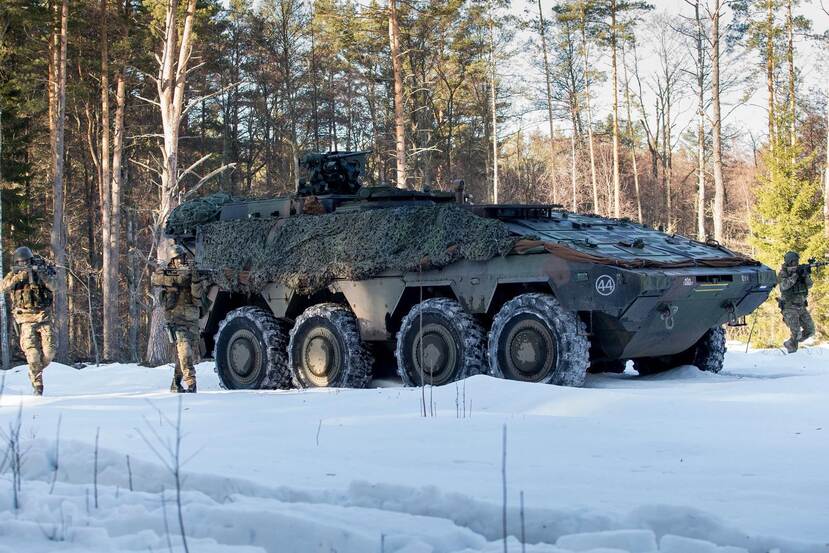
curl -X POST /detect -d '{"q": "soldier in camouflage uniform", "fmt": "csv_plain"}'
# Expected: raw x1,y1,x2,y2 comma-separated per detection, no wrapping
151,244,206,393
0,247,57,396
778,251,815,354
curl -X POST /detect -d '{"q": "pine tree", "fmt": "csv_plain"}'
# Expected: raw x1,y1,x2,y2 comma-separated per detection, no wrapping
750,138,829,345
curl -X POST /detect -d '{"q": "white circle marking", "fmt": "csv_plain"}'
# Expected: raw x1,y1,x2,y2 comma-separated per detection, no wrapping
595,275,616,296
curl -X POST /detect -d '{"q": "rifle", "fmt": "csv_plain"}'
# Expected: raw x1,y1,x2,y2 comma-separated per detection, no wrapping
11,255,54,285
151,253,212,280
796,257,829,277
159,264,213,281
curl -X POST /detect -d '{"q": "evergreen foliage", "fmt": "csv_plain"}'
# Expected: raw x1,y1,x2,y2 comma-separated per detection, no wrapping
749,137,828,345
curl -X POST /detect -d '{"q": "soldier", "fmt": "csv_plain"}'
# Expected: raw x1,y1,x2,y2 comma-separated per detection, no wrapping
778,251,815,353
0,247,57,396
151,244,206,393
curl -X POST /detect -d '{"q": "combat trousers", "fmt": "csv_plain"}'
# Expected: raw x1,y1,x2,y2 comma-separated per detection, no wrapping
19,319,55,392
171,328,197,389
782,303,815,343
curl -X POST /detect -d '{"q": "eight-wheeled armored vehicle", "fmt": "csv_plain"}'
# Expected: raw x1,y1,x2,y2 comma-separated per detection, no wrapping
164,151,776,390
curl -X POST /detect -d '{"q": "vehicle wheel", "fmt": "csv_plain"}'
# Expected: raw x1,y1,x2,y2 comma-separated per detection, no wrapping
395,298,486,387
213,306,291,390
690,326,726,373
588,360,626,374
289,303,373,388
634,326,727,376
488,293,589,387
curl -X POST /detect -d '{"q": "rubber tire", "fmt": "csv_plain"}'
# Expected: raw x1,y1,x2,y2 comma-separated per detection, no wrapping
289,303,373,389
395,298,486,387
213,306,291,390
634,326,727,376
488,293,590,387
690,326,727,373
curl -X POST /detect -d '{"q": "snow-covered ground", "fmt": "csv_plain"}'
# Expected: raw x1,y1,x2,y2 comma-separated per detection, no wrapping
0,345,827,552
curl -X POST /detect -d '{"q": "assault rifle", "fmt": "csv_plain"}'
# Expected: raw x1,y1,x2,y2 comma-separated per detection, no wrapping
12,255,55,285
157,263,212,280
151,253,212,280
795,257,829,277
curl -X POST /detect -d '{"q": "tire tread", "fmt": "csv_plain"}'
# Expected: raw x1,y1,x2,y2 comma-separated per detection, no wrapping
488,293,590,387
289,303,373,389
395,298,486,387
213,306,291,390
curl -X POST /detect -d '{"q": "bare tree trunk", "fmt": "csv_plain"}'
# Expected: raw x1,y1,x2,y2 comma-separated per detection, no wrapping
610,1,621,218
694,0,706,240
100,0,116,360
537,0,556,202
786,0,795,147
489,15,499,204
825,71,829,237
388,0,406,188
109,66,126,358
146,0,198,365
621,44,642,224
580,19,599,213
711,0,725,242
570,129,578,211
663,95,673,231
50,0,70,362
766,0,776,147
0,109,9,370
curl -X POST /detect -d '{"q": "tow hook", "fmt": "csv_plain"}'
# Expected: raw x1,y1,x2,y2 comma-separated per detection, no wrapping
725,301,747,327
659,304,678,330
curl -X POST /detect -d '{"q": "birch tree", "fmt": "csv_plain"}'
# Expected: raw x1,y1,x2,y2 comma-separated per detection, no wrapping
146,0,199,364
488,7,499,203
0,109,8,370
709,0,726,242
49,0,69,361
388,0,406,187
537,0,557,202
823,2,829,237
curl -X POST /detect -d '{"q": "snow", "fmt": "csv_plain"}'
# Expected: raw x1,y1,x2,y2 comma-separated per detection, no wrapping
0,345,827,552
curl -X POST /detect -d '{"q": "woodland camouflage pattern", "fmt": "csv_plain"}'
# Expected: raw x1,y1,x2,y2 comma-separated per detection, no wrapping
151,257,207,392
164,192,237,237
778,253,815,353
0,258,57,394
196,204,520,295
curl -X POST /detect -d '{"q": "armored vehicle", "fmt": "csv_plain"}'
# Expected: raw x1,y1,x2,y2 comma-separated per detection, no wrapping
164,151,776,390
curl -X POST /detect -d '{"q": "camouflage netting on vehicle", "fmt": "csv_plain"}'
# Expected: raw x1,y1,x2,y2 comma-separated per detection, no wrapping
164,193,237,236
197,204,520,295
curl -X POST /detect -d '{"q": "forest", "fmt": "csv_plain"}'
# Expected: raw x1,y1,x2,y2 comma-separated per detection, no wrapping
0,0,827,365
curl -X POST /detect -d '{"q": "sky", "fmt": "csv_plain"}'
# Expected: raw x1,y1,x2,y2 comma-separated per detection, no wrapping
515,0,829,151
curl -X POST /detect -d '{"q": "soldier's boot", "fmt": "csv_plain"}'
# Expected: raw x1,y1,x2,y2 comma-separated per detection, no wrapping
800,329,814,342
170,377,184,393
783,339,798,354
182,382,197,394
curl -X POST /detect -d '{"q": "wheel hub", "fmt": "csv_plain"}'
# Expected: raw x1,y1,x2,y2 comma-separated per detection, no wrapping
503,318,555,381
412,323,457,384
227,329,260,382
302,327,342,386
306,336,334,377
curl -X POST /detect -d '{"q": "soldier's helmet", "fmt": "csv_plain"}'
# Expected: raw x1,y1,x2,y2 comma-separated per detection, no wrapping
784,251,800,266
13,246,34,264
